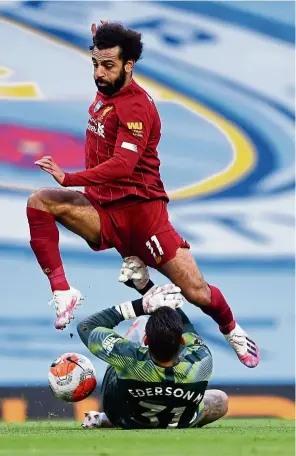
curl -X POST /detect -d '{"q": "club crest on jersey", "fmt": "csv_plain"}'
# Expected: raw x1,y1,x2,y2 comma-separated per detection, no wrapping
102,106,113,117
94,100,103,112
98,105,113,121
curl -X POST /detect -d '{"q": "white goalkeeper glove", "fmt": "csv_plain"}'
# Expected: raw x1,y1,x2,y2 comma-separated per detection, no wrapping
119,256,150,291
142,284,183,314
117,284,183,320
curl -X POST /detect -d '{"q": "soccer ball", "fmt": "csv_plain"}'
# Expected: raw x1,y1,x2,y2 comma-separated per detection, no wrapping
48,353,97,402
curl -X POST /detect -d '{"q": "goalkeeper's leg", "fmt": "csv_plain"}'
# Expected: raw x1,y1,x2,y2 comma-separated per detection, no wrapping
192,389,228,428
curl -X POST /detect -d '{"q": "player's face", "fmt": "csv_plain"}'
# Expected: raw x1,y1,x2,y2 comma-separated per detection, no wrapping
92,46,132,96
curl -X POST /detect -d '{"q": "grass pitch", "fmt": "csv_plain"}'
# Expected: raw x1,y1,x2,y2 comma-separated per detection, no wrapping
0,419,294,456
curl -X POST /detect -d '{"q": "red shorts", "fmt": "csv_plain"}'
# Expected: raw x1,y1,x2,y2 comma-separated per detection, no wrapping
82,194,190,268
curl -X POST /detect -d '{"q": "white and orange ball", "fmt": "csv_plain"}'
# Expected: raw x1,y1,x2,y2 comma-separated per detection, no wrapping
48,353,97,402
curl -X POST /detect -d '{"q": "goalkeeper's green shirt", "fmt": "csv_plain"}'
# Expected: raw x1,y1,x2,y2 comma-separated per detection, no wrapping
78,307,212,429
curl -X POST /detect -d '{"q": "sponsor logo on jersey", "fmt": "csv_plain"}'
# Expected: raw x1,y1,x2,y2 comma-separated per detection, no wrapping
88,115,96,124
102,334,121,355
97,122,105,138
132,130,143,139
127,122,143,130
87,121,105,138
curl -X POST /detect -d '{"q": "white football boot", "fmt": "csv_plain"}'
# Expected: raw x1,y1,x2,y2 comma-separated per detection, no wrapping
82,411,105,429
224,323,260,368
49,286,83,330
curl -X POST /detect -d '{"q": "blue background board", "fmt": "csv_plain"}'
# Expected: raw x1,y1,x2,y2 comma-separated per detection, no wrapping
0,1,294,387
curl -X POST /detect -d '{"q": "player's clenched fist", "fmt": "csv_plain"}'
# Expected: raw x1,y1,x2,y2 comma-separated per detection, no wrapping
35,156,66,185
119,256,150,291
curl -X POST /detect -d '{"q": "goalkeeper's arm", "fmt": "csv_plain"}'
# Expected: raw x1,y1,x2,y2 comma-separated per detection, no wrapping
76,298,146,349
77,284,183,348
120,257,195,331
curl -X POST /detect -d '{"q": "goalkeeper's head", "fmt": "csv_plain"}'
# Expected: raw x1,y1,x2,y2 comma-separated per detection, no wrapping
144,307,184,365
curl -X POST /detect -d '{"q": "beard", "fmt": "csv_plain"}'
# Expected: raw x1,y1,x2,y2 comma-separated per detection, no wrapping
95,68,127,97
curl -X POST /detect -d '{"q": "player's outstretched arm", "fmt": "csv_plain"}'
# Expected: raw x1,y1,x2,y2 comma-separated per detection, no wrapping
77,306,125,348
77,283,183,342
77,284,183,364
35,150,141,187
119,257,197,330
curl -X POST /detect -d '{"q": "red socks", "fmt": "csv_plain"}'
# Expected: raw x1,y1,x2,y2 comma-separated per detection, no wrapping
26,207,69,292
201,284,236,334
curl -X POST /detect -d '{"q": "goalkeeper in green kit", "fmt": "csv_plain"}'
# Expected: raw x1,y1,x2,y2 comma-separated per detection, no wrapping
78,257,228,429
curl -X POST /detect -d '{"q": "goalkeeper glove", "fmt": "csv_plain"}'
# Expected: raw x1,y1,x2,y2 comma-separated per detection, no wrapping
119,256,154,295
116,284,183,320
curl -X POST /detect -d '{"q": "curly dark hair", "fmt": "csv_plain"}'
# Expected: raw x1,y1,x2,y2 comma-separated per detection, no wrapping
146,307,183,363
90,22,143,63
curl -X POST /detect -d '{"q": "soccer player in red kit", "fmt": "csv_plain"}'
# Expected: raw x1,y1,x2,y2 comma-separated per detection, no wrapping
27,21,259,368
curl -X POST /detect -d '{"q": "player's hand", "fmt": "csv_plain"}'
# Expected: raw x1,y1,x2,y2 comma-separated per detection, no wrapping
35,156,65,185
142,284,183,314
82,411,103,429
119,256,150,291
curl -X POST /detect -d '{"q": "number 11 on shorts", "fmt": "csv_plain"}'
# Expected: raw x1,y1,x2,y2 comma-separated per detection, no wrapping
146,235,164,264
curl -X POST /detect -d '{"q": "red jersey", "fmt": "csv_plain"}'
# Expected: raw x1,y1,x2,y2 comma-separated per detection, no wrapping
62,79,168,205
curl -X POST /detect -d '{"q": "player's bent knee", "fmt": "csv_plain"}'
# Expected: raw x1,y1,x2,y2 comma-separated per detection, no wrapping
184,284,211,307
27,188,52,211
27,189,43,208
27,188,77,217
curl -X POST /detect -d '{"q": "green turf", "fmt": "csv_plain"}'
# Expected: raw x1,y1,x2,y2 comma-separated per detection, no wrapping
0,419,294,456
